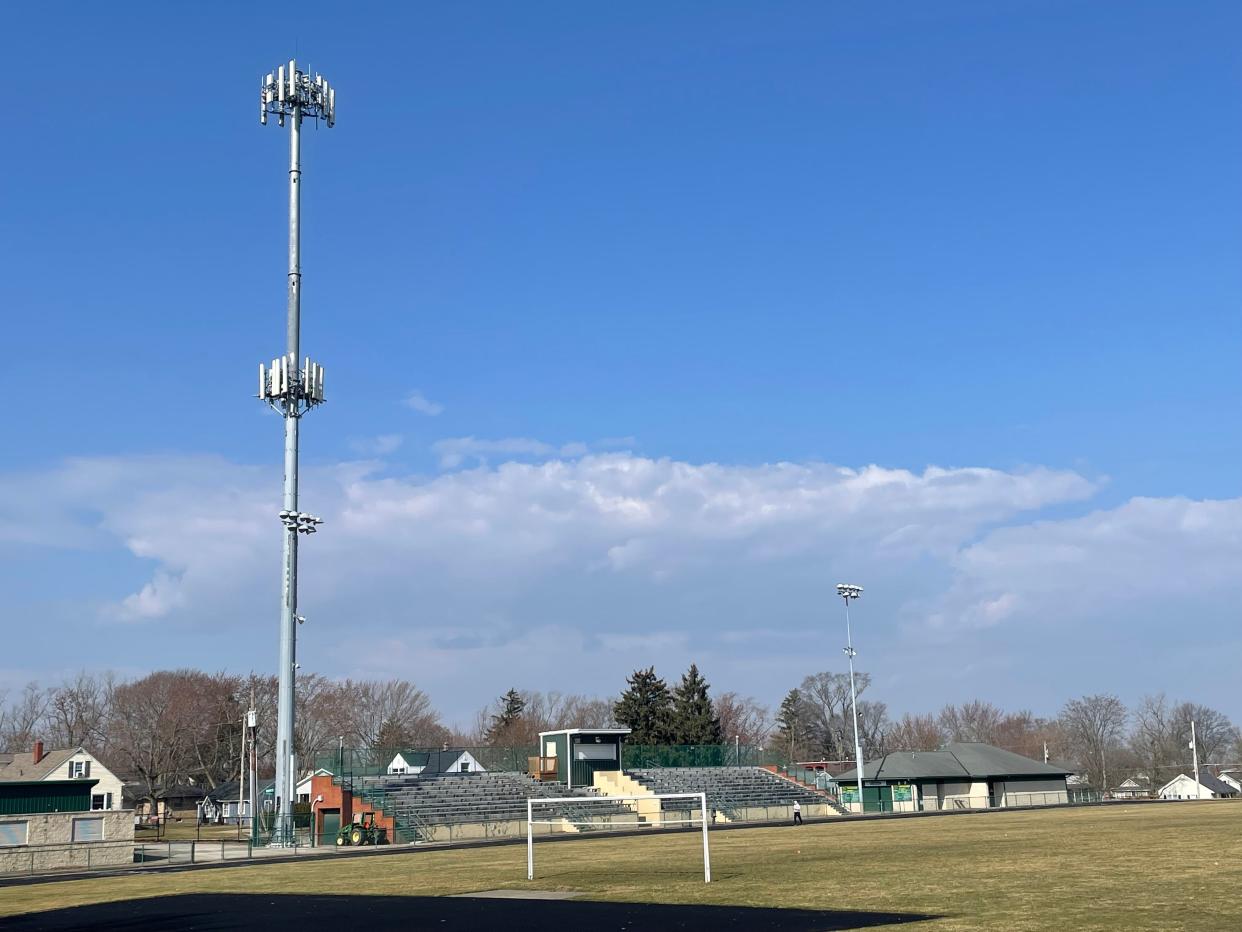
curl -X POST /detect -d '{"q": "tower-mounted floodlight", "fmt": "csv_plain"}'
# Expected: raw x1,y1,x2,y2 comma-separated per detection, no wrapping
260,59,336,127
836,583,863,601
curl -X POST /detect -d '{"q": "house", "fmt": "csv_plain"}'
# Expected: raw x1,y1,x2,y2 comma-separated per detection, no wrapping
126,783,207,822
298,768,334,802
198,780,253,824
1216,770,1242,794
1158,773,1240,800
201,767,333,821
834,742,1072,813
0,741,124,812
386,748,484,777
1113,777,1151,799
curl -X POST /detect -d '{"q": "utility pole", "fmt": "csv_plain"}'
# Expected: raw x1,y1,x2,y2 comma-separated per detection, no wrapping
258,60,335,844
1191,720,1202,800
836,583,865,813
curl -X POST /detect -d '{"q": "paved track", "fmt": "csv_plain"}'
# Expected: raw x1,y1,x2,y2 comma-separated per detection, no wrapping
2,892,938,930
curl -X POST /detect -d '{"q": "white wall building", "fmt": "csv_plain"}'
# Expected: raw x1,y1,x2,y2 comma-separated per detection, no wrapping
1158,773,1239,800
386,749,484,776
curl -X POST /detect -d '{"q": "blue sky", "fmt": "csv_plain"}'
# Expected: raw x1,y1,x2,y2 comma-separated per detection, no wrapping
1,2,1239,727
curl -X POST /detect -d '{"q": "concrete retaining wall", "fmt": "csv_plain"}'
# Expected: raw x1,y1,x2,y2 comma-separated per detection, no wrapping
0,810,134,874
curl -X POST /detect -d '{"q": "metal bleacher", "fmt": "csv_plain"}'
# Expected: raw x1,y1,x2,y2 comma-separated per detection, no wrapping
358,772,629,842
627,766,838,816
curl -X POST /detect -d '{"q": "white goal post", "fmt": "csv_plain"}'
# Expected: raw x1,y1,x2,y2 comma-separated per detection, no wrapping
526,792,711,883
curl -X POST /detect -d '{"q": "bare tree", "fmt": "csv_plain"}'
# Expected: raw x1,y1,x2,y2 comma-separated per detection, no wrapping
714,693,772,747
1060,694,1127,789
938,700,1004,744
885,714,945,752
799,671,870,760
107,672,198,807
1172,702,1237,766
344,680,446,749
0,683,50,753
46,673,113,751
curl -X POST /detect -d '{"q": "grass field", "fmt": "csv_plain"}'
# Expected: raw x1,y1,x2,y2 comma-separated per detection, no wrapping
2,802,1240,930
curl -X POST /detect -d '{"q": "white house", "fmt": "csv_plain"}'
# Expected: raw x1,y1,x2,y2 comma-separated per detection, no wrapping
1114,777,1150,799
0,741,125,812
1158,773,1240,800
386,748,484,776
1217,770,1242,794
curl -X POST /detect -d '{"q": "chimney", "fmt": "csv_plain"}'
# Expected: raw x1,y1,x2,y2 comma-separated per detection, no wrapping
33,740,45,765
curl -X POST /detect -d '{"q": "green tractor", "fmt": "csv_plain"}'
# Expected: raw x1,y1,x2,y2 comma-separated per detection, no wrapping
336,812,387,847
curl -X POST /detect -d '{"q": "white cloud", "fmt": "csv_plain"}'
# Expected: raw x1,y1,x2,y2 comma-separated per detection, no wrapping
924,496,1242,633
431,436,592,469
403,391,444,416
4,449,1237,720
350,434,404,456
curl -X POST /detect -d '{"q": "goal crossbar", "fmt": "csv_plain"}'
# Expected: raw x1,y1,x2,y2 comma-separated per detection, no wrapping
526,792,711,883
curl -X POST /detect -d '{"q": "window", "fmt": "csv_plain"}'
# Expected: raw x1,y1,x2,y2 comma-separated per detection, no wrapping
91,793,114,811
69,760,91,779
460,761,471,773
0,821,28,847
72,817,104,843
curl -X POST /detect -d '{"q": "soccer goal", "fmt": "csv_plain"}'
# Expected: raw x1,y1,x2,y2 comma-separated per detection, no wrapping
526,792,711,883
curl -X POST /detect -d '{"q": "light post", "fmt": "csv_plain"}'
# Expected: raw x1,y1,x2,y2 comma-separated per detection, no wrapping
1190,720,1202,800
257,59,335,845
836,583,865,812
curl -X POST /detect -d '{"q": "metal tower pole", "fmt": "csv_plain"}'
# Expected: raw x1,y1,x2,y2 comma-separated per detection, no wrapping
258,61,334,846
274,101,302,846
844,600,864,811
836,583,865,813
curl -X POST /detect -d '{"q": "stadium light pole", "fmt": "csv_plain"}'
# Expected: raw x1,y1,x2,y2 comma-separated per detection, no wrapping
257,59,335,845
836,583,865,812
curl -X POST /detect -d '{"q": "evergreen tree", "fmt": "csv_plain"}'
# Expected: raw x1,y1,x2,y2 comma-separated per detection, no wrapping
776,688,808,761
671,663,723,745
486,688,525,742
613,667,673,744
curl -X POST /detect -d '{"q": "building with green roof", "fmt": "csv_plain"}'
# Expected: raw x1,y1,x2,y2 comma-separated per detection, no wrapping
834,743,1072,813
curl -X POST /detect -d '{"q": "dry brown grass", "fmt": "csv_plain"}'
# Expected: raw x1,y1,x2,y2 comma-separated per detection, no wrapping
2,802,1240,930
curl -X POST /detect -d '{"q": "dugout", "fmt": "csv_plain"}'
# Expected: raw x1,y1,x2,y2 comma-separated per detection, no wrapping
535,728,630,789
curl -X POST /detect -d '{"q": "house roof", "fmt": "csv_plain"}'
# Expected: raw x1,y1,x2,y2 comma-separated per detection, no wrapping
1199,773,1235,796
202,780,241,802
836,743,1073,783
537,728,632,739
0,747,82,782
391,748,479,774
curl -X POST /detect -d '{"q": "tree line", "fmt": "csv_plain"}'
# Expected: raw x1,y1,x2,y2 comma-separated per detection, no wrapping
3,666,1236,799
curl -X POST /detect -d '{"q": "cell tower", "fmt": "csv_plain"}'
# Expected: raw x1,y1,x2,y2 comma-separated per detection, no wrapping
256,59,335,845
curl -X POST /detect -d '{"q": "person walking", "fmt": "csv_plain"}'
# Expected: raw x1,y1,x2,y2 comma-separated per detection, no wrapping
792,799,803,825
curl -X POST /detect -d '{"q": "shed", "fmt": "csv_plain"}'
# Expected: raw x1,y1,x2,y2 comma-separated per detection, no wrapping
835,742,1071,812
536,728,631,789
